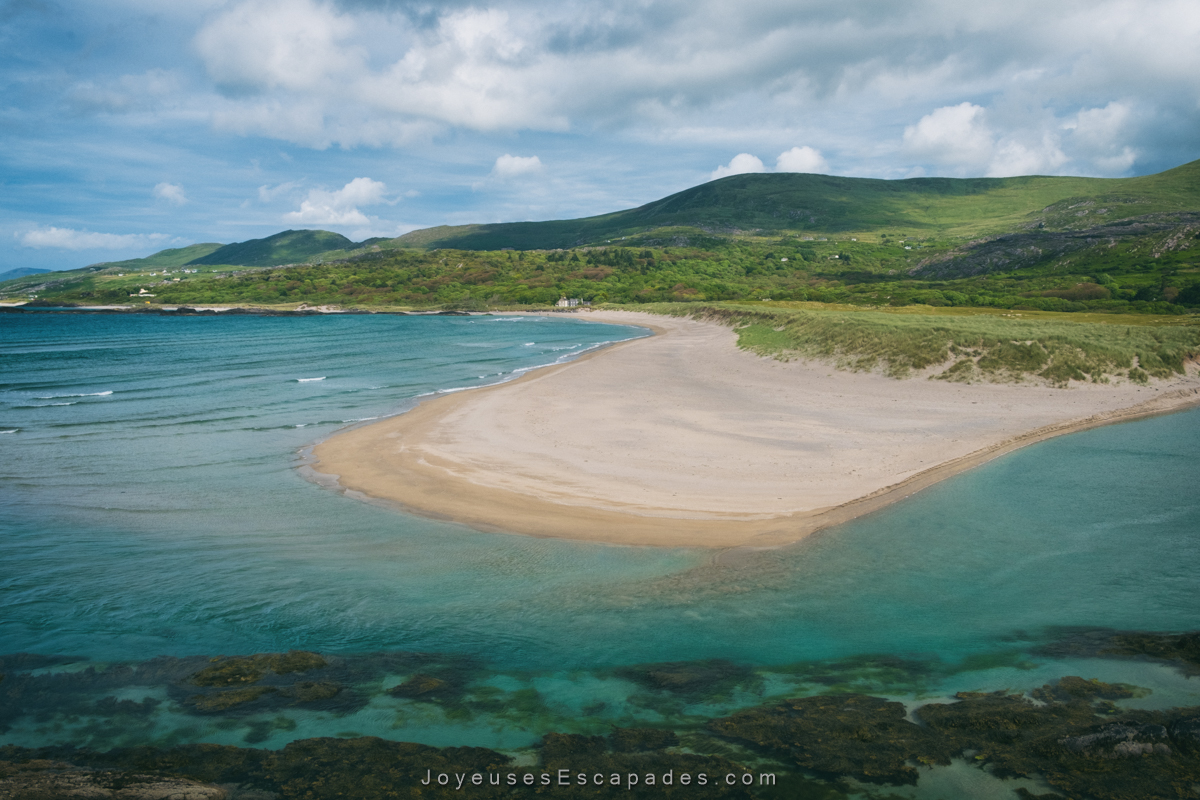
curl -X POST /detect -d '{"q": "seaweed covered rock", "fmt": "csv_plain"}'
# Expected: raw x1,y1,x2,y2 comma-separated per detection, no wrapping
0,758,227,799
616,659,757,698
187,686,278,713
1031,676,1136,704
1169,716,1200,754
918,690,1093,747
386,673,458,700
2,735,772,799
190,652,327,688
534,733,766,798
708,692,952,785
1104,631,1200,674
1059,722,1171,756
282,680,342,703
609,727,680,753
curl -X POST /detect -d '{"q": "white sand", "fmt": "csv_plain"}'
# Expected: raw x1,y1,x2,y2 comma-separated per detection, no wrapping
312,310,1200,547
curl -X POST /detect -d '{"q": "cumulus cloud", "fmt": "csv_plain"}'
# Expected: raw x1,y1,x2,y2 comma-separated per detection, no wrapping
194,0,359,93
775,146,829,173
178,0,1199,175
711,147,829,180
902,103,1067,177
491,154,543,179
1065,101,1139,174
18,227,172,250
153,182,187,205
902,103,994,170
284,177,389,226
711,153,765,180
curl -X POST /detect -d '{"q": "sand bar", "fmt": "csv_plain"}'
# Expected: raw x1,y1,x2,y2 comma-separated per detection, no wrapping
311,310,1200,547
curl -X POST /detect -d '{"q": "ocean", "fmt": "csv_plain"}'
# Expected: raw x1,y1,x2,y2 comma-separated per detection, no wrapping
2,311,1198,792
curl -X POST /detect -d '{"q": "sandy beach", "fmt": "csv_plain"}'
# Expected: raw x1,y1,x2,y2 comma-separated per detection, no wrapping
311,310,1200,547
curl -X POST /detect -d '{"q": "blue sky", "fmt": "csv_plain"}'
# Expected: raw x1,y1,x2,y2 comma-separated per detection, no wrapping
3,0,1198,272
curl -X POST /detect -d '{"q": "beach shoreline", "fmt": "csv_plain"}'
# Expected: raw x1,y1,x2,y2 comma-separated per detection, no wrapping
310,310,1200,548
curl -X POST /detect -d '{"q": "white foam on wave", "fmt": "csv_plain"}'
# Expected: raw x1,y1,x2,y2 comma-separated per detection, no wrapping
296,377,326,382
0,429,16,434
523,342,536,346
342,416,379,423
34,390,112,399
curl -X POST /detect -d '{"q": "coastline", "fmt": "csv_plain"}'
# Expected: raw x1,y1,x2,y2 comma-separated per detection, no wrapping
311,310,1200,548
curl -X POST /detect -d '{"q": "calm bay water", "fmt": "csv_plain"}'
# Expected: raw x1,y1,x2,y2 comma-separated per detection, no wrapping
2,311,1199,758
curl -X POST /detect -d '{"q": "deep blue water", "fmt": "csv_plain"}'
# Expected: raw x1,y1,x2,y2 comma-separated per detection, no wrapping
2,311,1199,670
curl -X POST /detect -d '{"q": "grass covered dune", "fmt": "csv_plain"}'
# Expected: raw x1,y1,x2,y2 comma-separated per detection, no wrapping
312,306,1200,548
662,302,1200,386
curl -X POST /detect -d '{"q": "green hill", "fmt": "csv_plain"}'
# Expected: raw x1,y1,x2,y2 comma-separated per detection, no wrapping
0,267,50,283
391,159,1200,250
187,230,356,267
4,160,1198,316
90,243,225,271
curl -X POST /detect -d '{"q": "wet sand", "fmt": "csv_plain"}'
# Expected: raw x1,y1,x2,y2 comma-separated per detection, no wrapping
311,310,1200,547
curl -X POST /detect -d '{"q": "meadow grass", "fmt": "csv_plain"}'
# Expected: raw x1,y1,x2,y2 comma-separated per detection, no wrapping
633,302,1200,385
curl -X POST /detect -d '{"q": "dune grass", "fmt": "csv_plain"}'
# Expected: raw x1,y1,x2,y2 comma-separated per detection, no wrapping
635,302,1200,385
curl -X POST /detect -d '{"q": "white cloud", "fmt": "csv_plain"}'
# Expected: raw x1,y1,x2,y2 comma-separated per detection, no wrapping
1064,101,1139,175
18,227,172,250
775,146,829,173
902,103,994,170
711,153,765,180
986,136,1067,177
902,102,1067,177
194,0,359,93
177,0,1200,175
710,148,829,180
258,181,302,203
153,182,188,205
491,154,543,179
283,177,388,226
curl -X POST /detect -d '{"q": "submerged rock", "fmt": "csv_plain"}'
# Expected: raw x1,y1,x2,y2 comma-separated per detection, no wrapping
1031,675,1137,704
188,687,278,713
616,659,757,698
386,674,457,700
709,692,952,785
609,727,680,753
0,758,227,799
190,652,328,688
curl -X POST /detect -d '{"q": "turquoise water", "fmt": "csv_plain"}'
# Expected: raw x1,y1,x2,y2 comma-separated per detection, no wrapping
2,311,1199,759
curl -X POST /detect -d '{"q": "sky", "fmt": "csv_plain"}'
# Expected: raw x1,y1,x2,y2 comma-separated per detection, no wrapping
2,0,1198,272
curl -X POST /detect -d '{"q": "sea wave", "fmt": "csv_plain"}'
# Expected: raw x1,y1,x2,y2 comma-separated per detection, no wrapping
0,429,16,434
34,391,113,399
296,377,326,382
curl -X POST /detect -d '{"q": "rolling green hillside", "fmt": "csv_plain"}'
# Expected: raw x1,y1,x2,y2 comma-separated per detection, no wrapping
4,159,1198,316
91,242,225,271
391,159,1200,250
188,230,355,267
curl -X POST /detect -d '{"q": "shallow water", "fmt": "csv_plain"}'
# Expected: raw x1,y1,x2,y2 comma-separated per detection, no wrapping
2,312,1199,778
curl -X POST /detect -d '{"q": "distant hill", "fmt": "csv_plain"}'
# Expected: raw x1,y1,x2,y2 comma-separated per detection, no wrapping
0,267,51,284
187,230,355,267
390,159,1200,250
4,159,1198,315
91,243,225,271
